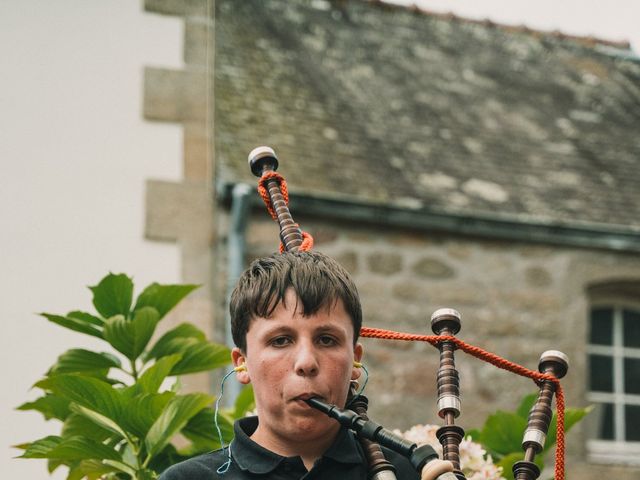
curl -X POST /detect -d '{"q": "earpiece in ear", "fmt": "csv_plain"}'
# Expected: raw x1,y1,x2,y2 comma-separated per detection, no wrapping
352,362,369,395
234,363,247,372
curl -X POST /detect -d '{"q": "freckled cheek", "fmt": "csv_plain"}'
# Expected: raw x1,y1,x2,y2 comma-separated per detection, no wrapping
325,361,353,396
259,362,289,389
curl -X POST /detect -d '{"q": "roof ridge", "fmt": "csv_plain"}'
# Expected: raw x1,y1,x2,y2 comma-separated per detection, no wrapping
369,0,632,51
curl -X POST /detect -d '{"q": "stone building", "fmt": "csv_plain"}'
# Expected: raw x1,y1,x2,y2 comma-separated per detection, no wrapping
142,0,640,478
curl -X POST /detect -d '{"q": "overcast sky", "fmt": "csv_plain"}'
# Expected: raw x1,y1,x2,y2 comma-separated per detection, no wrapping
391,0,640,52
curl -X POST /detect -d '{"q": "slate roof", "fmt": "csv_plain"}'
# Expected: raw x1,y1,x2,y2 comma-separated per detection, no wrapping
214,0,640,234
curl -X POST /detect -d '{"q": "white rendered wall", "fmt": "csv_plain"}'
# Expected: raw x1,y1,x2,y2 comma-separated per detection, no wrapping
0,1,182,478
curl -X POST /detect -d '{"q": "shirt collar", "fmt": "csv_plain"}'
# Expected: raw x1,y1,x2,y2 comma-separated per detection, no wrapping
322,424,363,465
232,416,363,474
232,417,285,474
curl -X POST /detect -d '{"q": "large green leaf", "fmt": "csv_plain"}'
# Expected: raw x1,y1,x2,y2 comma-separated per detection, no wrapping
67,311,104,326
40,313,103,339
134,283,199,319
136,354,182,395
144,393,213,458
496,451,544,480
121,441,138,471
136,468,158,480
120,392,175,439
17,393,71,421
478,411,527,457
62,413,112,442
145,323,206,361
67,459,118,480
48,349,121,376
20,435,120,462
465,428,481,443
71,404,128,440
101,461,157,480
29,436,121,461
103,307,160,360
18,435,61,458
90,273,134,319
131,308,161,357
170,340,230,375
147,443,189,475
516,392,537,419
47,458,66,474
233,385,255,418
36,375,124,426
181,407,233,453
497,452,523,480
146,337,231,375
102,459,138,477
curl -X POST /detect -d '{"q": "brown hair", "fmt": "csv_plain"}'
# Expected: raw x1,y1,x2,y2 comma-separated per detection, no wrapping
230,251,362,352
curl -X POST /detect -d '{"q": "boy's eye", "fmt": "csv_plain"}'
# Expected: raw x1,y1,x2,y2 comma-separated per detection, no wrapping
317,335,338,346
270,336,292,347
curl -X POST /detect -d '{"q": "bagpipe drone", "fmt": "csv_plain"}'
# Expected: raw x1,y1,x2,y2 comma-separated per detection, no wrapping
247,146,568,480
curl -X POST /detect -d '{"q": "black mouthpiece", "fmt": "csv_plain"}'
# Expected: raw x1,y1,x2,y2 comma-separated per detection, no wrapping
304,397,361,428
305,397,332,414
304,397,416,457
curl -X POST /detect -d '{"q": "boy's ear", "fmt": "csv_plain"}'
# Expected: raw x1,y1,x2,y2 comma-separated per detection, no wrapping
351,343,364,381
231,348,250,384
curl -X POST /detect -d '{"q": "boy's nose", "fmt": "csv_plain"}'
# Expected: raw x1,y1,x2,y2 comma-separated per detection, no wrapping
294,343,319,377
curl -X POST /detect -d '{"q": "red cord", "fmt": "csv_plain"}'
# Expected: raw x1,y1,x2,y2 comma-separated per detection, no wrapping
255,172,565,476
360,326,566,480
258,171,288,220
278,229,314,253
257,171,314,252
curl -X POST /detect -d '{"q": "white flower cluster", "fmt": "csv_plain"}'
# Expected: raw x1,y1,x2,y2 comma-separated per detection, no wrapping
396,424,505,480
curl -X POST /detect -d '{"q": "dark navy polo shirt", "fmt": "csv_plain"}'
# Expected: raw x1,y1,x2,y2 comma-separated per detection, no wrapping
159,416,420,479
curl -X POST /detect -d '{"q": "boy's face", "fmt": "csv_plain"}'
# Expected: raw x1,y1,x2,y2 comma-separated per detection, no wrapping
232,288,362,452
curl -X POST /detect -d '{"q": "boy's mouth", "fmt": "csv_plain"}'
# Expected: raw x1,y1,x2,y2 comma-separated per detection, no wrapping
292,393,324,404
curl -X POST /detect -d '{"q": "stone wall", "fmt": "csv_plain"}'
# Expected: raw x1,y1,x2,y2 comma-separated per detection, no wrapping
222,209,640,479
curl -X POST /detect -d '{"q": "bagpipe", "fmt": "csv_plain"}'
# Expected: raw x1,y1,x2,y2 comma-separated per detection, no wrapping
247,146,568,480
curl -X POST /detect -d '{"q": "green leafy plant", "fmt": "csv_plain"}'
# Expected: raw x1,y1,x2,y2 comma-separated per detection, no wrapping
15,273,254,480
468,393,592,480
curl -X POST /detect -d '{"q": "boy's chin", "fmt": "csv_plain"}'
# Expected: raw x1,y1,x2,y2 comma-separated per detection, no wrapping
290,415,340,438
